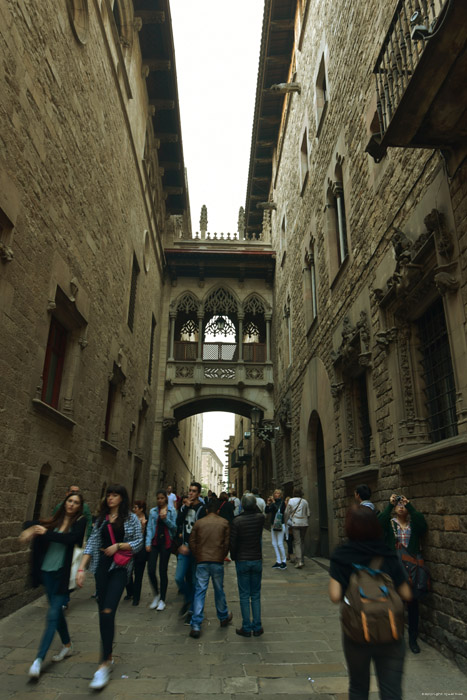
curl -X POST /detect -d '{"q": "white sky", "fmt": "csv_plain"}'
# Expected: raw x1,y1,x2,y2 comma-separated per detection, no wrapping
170,0,264,235
171,1,264,465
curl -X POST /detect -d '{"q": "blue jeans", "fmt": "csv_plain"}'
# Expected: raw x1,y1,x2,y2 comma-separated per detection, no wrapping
235,560,262,632
191,562,229,630
175,551,196,607
37,570,71,660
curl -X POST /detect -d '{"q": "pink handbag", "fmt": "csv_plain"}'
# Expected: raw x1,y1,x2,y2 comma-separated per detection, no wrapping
106,518,133,567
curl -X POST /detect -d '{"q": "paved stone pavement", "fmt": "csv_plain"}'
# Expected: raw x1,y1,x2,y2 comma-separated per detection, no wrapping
0,546,465,699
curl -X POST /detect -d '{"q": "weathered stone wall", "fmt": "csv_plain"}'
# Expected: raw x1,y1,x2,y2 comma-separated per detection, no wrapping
0,1,170,615
263,0,467,670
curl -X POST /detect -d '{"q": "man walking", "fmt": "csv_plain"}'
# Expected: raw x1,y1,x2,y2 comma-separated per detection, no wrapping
230,493,265,637
229,490,241,516
354,484,376,511
188,499,232,638
166,485,178,510
174,482,206,625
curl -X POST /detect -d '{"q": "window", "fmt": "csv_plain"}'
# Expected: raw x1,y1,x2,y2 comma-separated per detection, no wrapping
315,54,328,135
102,362,125,449
284,296,292,367
128,254,140,331
417,298,457,442
148,315,156,385
304,239,318,330
327,168,349,277
356,373,372,466
33,465,51,520
300,129,309,193
42,317,68,409
280,214,287,259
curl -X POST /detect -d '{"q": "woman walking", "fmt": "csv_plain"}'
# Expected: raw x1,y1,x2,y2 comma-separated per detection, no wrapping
329,506,411,700
285,488,310,569
76,484,143,690
378,494,428,654
124,500,148,606
20,491,86,679
145,490,177,611
265,489,287,569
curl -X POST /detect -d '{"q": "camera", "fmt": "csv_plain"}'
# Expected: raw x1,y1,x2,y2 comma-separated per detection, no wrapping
395,495,404,505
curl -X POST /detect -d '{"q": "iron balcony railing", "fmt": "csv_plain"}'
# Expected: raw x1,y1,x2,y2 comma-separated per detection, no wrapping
373,0,446,139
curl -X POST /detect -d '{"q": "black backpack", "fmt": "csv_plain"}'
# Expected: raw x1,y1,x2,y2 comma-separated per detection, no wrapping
341,557,404,644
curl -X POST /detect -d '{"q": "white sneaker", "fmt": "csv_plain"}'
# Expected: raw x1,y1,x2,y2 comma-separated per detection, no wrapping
52,644,73,662
149,594,161,609
89,664,111,690
28,658,42,678
156,599,166,611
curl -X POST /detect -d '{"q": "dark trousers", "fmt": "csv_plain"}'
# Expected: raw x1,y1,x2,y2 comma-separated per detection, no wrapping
342,633,405,700
126,553,147,604
147,544,171,601
37,570,71,660
95,559,127,661
407,599,419,641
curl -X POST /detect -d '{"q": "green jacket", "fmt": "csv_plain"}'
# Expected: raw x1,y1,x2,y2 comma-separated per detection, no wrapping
53,500,93,540
378,501,427,556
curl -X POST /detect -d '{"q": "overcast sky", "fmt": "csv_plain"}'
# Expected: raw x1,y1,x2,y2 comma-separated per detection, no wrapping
170,0,264,467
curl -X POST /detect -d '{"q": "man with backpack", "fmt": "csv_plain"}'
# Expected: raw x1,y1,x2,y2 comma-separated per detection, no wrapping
329,505,411,700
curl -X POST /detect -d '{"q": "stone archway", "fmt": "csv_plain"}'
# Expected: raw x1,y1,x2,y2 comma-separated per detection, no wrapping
299,356,336,557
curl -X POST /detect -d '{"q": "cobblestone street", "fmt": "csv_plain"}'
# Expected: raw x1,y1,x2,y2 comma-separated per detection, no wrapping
0,546,465,699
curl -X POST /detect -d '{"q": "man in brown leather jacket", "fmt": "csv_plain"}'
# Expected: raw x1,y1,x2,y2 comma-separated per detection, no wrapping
188,499,232,638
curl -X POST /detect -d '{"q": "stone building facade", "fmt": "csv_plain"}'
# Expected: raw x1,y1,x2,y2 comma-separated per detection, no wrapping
0,0,192,615
200,447,224,494
244,0,467,670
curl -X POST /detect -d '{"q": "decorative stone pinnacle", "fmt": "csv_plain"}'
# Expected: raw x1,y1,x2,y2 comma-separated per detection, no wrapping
200,205,208,238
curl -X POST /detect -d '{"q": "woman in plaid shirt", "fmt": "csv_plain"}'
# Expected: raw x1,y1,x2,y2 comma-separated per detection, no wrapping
76,484,143,690
378,494,427,655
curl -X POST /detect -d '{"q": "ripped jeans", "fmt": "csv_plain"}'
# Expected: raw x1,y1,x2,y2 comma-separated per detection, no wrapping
95,558,127,661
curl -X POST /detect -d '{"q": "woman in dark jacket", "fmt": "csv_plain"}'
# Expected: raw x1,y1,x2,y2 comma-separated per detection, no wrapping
265,489,287,569
217,492,235,523
329,506,411,700
19,491,86,679
378,494,428,654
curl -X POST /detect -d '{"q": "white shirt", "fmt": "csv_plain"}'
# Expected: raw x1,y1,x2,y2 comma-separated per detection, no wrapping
285,497,310,527
255,496,266,513
167,493,177,509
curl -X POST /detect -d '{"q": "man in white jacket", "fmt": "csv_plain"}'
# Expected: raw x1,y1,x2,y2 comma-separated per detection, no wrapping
284,488,310,569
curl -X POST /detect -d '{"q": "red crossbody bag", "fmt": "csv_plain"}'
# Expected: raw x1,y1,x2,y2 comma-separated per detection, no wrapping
106,517,133,567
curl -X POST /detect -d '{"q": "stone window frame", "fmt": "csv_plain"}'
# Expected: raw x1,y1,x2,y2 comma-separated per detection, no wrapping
127,252,140,332
314,50,329,138
66,0,90,46
324,150,351,288
299,121,310,196
284,293,293,368
373,208,467,455
0,171,20,264
147,314,157,386
303,234,318,334
331,311,376,470
279,208,287,265
33,282,88,429
101,356,126,453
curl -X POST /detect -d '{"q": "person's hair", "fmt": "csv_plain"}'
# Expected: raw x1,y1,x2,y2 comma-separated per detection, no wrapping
207,498,220,513
190,481,201,494
134,499,146,513
354,484,372,501
40,492,84,532
251,487,259,495
345,505,382,541
219,491,228,501
293,487,303,497
97,484,130,528
156,490,168,505
273,489,282,498
230,490,237,497
242,493,257,511
207,490,212,496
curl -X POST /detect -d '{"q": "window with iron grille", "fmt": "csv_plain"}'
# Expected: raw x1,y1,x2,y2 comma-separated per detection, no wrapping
127,254,140,331
148,315,156,385
417,297,458,442
42,317,68,408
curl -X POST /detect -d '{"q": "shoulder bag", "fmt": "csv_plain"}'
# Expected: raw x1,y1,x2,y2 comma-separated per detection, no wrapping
107,517,133,567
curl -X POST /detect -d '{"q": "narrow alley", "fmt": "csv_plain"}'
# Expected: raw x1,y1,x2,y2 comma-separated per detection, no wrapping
1,547,465,699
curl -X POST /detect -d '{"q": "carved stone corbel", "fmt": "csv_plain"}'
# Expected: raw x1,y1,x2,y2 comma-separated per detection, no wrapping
434,263,459,295
0,241,14,262
424,209,454,260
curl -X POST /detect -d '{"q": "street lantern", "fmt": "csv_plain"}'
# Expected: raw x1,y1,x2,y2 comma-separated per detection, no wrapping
250,406,261,429
237,442,245,459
